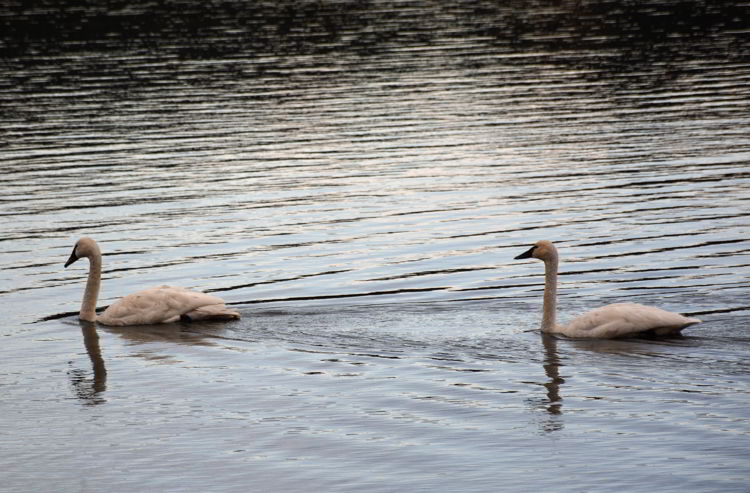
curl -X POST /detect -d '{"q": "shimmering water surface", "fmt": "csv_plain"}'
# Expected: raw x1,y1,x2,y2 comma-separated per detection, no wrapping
2,1,749,491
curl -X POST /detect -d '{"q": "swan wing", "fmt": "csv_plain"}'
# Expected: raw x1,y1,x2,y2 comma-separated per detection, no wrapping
97,286,237,326
182,304,241,322
563,303,701,338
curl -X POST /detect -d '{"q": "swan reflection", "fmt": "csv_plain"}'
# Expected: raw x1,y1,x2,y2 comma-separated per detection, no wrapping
541,334,564,417
67,316,230,404
526,333,565,433
536,334,566,433
68,321,107,405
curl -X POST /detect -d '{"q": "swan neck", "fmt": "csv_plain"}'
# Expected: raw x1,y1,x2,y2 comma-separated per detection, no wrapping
81,253,101,322
541,255,558,332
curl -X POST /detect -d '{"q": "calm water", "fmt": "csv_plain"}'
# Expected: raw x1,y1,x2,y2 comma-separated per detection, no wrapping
2,1,750,491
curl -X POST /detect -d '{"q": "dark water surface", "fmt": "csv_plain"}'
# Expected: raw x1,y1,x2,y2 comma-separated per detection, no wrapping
2,1,749,491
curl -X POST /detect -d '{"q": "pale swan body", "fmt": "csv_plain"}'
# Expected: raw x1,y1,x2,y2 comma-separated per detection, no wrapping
65,237,240,326
514,241,700,338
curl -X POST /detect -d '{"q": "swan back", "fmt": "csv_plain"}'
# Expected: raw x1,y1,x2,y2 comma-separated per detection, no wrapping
98,285,239,326
562,303,700,338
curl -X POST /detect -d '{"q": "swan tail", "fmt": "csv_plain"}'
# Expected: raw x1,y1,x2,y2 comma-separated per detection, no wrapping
647,316,702,336
181,304,241,322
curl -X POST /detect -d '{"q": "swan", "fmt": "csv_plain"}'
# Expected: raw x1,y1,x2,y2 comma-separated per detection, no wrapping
64,237,241,326
514,240,700,338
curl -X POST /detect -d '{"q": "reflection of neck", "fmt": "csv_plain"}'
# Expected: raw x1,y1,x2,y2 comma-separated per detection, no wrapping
81,322,107,393
541,333,562,415
81,255,101,322
541,255,558,332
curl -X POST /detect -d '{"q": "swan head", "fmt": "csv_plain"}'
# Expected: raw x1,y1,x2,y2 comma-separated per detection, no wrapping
65,237,100,267
514,240,558,262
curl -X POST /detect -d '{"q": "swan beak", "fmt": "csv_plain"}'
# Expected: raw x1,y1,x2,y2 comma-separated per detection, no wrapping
514,245,536,260
64,248,79,268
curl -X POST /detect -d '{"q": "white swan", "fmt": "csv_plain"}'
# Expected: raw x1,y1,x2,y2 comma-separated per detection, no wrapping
514,240,700,338
64,237,241,326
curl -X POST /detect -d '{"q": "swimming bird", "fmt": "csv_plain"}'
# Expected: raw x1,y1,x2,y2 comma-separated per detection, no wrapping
64,237,241,326
514,241,700,338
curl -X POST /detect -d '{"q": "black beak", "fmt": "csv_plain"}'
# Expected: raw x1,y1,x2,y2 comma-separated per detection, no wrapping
514,245,536,260
64,247,79,268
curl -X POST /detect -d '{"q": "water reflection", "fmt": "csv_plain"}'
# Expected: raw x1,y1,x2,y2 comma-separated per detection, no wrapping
541,334,564,418
528,333,565,433
3,0,747,121
67,318,234,404
68,321,107,405
106,322,222,347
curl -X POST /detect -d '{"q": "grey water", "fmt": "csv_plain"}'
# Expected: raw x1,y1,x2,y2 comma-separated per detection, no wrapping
2,1,749,491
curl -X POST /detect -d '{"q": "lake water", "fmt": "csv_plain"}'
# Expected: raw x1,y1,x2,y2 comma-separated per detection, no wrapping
2,1,749,491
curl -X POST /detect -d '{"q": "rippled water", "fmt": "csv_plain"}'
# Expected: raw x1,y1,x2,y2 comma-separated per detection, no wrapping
2,1,750,491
